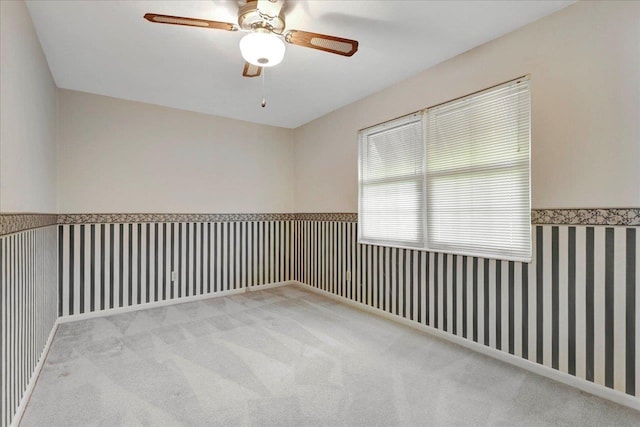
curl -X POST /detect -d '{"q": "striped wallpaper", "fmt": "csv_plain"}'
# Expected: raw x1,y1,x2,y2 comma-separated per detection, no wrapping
1,226,57,427
57,221,292,316
293,221,639,399
4,211,638,426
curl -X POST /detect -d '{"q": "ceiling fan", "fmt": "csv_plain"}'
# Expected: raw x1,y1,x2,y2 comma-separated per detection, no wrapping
144,0,359,78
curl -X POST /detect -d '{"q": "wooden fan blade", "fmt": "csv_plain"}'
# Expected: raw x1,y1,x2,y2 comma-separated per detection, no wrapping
257,0,284,19
144,13,237,31
242,62,262,78
284,30,358,56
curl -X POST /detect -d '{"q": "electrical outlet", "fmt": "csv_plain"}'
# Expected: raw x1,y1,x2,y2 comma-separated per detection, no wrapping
171,271,177,282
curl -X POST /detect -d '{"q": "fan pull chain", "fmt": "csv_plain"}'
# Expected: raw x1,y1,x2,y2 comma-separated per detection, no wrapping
261,69,267,108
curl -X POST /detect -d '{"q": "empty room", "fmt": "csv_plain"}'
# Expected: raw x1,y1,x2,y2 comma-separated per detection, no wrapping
1,0,639,425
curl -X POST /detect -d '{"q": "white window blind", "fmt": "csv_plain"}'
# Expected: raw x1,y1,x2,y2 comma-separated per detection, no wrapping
359,114,426,248
425,78,531,261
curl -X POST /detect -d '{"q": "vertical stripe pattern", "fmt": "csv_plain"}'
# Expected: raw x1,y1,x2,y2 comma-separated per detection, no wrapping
58,221,292,317
52,219,640,404
0,226,58,427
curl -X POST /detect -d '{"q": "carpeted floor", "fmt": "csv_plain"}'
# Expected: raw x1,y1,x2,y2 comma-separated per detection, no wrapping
21,285,640,426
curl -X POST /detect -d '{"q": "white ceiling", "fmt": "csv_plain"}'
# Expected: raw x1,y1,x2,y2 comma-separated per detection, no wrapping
26,0,573,128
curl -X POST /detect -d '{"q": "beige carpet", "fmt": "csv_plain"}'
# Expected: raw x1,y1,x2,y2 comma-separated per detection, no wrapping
21,285,640,426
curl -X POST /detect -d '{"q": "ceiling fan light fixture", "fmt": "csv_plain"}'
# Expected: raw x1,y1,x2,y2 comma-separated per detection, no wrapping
239,30,285,67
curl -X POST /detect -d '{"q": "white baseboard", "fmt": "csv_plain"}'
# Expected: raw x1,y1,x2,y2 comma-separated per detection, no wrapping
58,281,293,324
11,320,59,427
247,281,293,292
292,281,640,412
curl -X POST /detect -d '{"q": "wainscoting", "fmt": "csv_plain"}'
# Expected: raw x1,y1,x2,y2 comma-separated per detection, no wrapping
2,209,639,426
57,218,293,317
293,218,639,401
0,225,57,427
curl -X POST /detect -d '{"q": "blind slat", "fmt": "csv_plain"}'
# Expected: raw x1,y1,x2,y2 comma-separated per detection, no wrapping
426,78,531,261
359,114,426,248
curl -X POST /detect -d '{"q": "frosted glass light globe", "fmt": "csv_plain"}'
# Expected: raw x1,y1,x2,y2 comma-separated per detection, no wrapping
239,31,285,67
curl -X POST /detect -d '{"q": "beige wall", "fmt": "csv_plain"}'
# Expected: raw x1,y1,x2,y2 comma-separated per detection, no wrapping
0,0,57,213
57,90,294,213
8,0,638,214
293,0,640,212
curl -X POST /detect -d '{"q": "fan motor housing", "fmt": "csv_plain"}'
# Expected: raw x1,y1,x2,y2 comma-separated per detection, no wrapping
238,2,285,32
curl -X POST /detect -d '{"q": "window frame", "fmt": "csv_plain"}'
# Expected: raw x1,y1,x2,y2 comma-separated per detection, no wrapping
357,76,532,262
357,113,427,249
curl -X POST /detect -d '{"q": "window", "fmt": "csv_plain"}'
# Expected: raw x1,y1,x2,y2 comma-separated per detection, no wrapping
358,114,426,248
358,77,531,261
425,78,531,260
